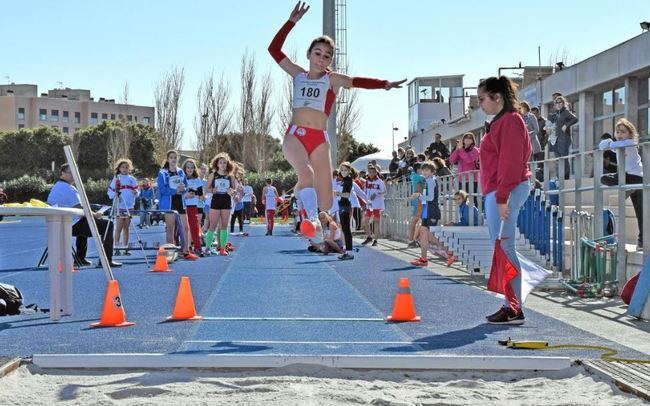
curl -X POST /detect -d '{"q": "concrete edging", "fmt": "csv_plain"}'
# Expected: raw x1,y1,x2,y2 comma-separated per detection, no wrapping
32,354,572,371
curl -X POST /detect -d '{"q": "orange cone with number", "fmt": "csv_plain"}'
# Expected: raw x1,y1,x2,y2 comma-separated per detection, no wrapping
90,280,135,328
166,276,202,321
150,246,172,273
387,277,421,322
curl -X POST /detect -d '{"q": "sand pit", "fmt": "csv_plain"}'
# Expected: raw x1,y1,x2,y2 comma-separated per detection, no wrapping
0,364,643,405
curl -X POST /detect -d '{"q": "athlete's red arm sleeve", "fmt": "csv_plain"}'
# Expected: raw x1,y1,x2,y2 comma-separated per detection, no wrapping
268,20,296,63
351,77,389,89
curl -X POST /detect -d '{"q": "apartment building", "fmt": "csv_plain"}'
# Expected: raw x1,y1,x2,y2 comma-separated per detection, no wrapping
0,84,154,135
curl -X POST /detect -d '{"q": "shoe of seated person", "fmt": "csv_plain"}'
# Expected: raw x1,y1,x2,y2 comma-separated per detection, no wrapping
77,258,92,266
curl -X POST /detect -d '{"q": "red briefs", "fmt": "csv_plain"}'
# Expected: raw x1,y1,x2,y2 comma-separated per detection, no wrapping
365,209,382,219
286,125,330,156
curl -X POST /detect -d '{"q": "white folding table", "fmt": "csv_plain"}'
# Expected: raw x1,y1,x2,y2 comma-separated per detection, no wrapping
0,206,84,321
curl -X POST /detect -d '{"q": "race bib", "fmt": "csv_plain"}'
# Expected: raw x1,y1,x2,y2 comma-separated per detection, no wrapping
215,179,230,193
169,175,183,188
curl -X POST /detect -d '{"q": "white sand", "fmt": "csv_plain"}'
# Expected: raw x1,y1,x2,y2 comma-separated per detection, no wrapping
0,364,643,406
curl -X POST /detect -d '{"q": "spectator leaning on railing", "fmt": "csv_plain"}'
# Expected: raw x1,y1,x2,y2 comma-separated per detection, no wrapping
389,151,400,177
599,118,643,251
447,190,479,226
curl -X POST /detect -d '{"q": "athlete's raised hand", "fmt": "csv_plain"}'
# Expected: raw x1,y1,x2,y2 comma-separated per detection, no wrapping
289,1,310,23
385,78,407,90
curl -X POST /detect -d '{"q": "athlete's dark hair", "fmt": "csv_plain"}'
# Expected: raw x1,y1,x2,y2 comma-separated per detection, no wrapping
421,161,436,172
478,76,520,113
338,161,357,178
182,158,199,179
162,150,178,170
60,163,70,175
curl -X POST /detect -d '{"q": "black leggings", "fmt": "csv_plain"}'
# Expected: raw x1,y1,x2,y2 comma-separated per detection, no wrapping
230,209,244,232
339,209,353,251
353,207,362,230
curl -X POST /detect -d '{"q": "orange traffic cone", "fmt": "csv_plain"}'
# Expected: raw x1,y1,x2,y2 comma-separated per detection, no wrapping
386,277,421,322
150,246,172,273
90,279,135,328
166,276,202,321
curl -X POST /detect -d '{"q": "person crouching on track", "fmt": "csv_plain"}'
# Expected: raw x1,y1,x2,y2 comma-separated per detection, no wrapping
107,159,138,254
410,161,441,267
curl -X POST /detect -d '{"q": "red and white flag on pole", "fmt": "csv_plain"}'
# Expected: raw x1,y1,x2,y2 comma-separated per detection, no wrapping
487,222,551,312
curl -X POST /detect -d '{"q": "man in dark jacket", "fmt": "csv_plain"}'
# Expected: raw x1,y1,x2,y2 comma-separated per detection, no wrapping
426,133,450,161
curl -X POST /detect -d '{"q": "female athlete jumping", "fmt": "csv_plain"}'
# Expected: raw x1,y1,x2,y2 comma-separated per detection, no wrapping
269,1,405,236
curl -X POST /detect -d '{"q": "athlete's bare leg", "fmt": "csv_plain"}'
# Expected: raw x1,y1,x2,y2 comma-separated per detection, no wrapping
309,142,333,212
283,134,314,192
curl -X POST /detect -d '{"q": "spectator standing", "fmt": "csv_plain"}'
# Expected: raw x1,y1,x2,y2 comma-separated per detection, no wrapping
549,95,577,179
450,132,480,202
388,151,400,177
426,133,450,162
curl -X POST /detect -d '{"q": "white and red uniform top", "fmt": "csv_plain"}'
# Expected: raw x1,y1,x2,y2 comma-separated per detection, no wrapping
107,174,138,210
264,186,278,210
364,176,386,211
292,72,335,116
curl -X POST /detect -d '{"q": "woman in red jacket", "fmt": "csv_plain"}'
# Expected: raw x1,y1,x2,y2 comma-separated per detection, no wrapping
478,76,532,325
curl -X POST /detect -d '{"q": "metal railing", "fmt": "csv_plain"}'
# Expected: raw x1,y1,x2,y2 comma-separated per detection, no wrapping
383,141,650,283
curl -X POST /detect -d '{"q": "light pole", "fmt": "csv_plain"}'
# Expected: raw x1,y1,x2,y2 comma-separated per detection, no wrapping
391,123,399,152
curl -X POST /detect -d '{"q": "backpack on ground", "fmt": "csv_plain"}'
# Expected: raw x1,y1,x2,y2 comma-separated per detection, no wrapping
0,283,23,315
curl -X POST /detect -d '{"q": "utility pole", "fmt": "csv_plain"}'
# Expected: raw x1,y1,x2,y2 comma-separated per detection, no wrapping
323,0,337,165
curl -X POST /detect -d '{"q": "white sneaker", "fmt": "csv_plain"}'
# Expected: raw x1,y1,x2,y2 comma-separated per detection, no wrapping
209,247,219,256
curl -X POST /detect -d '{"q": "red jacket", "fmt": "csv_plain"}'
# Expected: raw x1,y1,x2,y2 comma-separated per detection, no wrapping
479,112,532,204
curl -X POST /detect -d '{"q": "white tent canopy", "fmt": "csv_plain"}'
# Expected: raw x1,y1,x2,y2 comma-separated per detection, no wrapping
350,151,393,172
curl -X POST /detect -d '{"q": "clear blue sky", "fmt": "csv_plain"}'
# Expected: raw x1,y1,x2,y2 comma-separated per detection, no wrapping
2,0,648,155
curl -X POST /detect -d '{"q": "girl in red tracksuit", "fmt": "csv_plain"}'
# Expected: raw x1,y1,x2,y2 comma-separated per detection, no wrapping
478,76,532,325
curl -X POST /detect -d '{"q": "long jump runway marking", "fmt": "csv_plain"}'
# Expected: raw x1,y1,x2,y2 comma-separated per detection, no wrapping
179,227,420,355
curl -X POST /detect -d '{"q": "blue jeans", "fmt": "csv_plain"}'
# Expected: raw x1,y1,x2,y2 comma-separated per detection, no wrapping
140,199,152,226
484,180,531,308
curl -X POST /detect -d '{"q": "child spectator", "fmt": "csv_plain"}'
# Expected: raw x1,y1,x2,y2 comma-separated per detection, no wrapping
599,118,643,250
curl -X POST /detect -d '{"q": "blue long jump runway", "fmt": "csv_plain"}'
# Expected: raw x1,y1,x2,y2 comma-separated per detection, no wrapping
0,216,646,361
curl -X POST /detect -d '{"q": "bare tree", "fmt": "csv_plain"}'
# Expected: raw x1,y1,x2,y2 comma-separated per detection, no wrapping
547,48,576,69
121,81,129,105
154,66,185,151
107,123,132,167
336,89,362,163
194,72,233,164
239,52,257,170
276,50,298,135
254,71,274,171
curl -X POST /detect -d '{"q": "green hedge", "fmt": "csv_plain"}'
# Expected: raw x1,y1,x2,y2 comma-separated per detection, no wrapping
2,175,110,205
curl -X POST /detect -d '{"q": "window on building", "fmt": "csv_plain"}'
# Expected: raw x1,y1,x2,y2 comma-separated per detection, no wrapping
18,124,24,130
62,111,69,123
51,110,59,122
110,114,116,120
127,115,133,121
143,117,150,125
102,113,108,120
39,109,47,121
118,114,124,120
74,112,81,123
17,107,25,120
90,112,98,125
614,86,625,112
639,107,650,137
134,116,138,123
63,127,69,134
